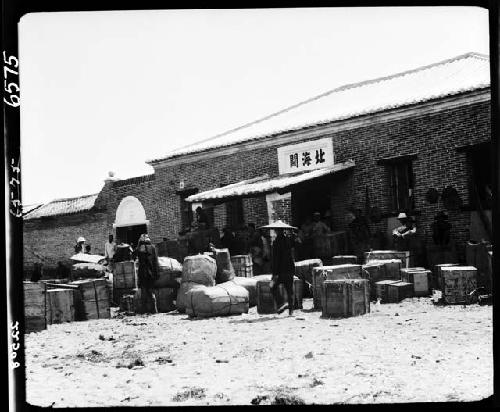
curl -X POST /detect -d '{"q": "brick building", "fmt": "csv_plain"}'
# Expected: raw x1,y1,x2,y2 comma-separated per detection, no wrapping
23,53,492,275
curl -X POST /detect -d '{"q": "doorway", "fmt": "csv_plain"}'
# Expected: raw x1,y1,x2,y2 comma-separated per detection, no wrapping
291,178,332,227
116,224,148,249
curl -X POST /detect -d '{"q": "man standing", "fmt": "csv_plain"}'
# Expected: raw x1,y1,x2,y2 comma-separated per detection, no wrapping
133,234,160,314
104,234,116,271
392,212,417,251
261,220,297,316
311,212,331,262
74,237,86,254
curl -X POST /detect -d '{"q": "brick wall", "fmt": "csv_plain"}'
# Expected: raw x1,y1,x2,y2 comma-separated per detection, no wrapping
23,212,108,277
23,98,490,269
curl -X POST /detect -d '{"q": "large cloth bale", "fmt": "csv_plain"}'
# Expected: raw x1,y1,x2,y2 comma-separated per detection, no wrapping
214,248,236,283
71,263,106,279
231,276,258,307
181,255,216,286
154,257,183,288
185,281,249,318
176,282,206,313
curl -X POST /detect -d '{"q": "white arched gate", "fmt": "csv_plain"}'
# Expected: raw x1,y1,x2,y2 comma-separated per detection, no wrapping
113,196,149,247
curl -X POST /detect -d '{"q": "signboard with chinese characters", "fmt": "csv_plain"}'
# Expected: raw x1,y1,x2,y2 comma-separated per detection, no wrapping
277,138,334,175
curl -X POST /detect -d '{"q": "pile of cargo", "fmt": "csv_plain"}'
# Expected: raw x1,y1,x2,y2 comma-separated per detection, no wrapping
24,278,111,333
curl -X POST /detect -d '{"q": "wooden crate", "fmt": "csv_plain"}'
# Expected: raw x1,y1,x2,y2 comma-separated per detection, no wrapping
113,261,136,289
375,280,399,303
155,288,177,313
362,262,386,299
433,263,460,290
230,255,253,278
400,268,431,296
256,277,302,314
70,278,110,320
120,294,135,313
321,279,370,318
440,266,477,304
24,281,47,333
365,250,410,268
294,259,323,284
331,255,358,265
46,288,75,324
386,281,413,303
367,259,402,280
312,264,363,309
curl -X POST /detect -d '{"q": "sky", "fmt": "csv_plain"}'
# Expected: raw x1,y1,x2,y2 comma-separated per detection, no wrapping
18,7,489,205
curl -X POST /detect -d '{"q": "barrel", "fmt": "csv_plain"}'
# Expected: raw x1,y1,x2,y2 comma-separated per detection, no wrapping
312,264,363,309
321,279,370,318
230,255,253,278
440,266,477,304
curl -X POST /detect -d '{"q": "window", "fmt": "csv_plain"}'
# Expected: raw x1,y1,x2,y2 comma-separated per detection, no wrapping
389,160,415,212
226,198,244,228
468,143,492,210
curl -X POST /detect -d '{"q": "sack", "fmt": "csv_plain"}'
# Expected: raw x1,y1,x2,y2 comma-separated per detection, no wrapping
176,282,206,313
71,263,106,278
155,257,183,288
185,281,249,318
231,276,259,307
213,248,235,283
181,255,216,286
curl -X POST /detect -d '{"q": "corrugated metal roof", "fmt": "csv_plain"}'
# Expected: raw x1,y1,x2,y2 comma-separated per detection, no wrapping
149,52,489,164
24,193,99,220
185,160,355,202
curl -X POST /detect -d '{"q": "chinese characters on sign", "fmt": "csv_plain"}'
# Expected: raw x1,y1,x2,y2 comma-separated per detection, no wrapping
277,138,334,175
10,157,22,218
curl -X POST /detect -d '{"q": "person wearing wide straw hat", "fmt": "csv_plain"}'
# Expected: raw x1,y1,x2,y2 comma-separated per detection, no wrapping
260,220,297,316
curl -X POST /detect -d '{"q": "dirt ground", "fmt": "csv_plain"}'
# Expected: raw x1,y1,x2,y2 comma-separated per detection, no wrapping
25,297,492,406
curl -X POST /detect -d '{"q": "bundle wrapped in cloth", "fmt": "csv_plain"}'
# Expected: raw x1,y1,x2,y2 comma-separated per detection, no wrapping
213,248,235,283
185,281,249,318
154,256,183,288
71,262,107,278
231,276,259,307
176,254,217,313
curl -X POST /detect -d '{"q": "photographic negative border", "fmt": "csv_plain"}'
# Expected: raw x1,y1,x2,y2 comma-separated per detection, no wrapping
3,0,498,410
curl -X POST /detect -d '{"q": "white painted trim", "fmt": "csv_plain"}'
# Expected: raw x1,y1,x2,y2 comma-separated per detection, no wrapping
113,219,150,228
149,89,490,168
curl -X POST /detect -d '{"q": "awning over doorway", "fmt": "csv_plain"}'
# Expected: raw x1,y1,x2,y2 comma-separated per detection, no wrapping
185,160,355,203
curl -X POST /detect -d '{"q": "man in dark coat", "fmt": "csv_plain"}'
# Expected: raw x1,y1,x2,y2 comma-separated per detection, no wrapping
269,223,297,316
133,234,160,314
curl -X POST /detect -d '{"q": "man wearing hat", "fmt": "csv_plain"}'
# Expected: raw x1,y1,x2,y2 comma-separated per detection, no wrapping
260,220,297,316
74,236,86,254
392,212,417,252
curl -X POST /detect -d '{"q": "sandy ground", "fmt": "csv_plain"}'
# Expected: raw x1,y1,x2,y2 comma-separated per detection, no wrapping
25,297,492,406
